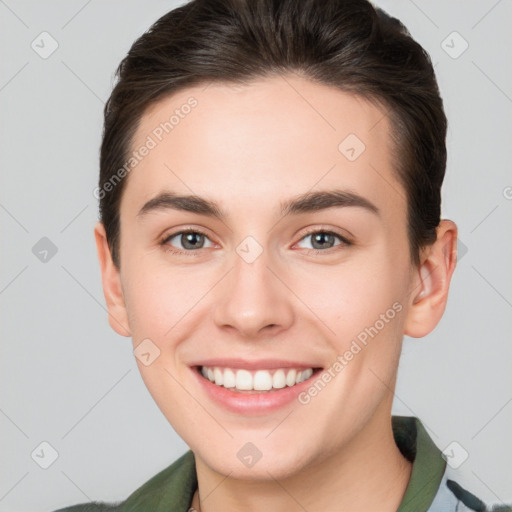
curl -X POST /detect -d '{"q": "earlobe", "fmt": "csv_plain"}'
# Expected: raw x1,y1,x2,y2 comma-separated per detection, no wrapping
94,221,131,337
404,220,458,338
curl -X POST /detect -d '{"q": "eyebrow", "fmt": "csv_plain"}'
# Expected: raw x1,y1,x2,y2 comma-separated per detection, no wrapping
137,189,380,221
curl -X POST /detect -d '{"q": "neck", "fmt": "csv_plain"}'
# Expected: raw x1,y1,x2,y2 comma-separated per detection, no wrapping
191,404,413,512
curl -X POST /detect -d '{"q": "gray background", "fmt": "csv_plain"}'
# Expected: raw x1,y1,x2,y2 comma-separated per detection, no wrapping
0,1,511,510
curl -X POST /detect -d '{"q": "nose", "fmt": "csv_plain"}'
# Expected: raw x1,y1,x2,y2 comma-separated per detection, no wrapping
212,247,295,340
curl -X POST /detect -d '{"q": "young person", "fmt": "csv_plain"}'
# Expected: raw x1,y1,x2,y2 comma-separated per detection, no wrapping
54,0,511,511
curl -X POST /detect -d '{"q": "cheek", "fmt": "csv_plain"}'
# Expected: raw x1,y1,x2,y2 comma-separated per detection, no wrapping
318,256,402,326
316,250,408,369
124,279,168,338
122,257,202,340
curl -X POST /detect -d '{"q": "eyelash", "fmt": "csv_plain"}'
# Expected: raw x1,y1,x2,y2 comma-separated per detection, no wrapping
160,227,352,256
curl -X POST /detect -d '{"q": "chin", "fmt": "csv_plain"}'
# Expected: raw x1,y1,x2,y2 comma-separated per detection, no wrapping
196,443,314,481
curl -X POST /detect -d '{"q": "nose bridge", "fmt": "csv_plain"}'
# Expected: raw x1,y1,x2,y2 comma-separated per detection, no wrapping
212,239,294,337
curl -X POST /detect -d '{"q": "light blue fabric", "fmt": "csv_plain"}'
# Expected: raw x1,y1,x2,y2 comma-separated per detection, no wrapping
427,463,512,512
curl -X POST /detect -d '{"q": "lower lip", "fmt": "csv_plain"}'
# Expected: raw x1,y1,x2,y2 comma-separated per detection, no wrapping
192,367,322,416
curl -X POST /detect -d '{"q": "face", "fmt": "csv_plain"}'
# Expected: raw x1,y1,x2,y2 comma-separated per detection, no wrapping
103,74,423,479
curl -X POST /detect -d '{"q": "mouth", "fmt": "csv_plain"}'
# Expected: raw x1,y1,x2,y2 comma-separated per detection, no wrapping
195,365,323,393
189,359,324,415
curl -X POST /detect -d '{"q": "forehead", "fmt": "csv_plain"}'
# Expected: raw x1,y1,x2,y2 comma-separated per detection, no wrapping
122,73,405,222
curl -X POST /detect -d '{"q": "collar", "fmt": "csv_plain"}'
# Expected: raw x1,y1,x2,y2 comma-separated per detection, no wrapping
393,415,447,512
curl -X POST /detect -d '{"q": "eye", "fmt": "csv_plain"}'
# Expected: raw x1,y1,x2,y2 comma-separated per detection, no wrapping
162,229,214,254
160,227,352,256
295,229,352,252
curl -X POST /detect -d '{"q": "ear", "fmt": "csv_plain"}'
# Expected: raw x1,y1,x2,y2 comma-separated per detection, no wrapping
404,219,458,338
94,221,131,337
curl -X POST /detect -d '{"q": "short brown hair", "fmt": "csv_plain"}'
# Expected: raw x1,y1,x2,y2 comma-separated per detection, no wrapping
98,0,447,268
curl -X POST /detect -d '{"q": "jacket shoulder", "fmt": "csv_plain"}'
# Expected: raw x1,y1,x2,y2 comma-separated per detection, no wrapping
52,450,196,512
52,502,121,512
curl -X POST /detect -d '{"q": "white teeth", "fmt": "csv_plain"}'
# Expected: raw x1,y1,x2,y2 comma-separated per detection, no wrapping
286,369,297,387
272,369,286,389
200,366,316,391
254,370,273,390
296,368,313,384
235,369,253,390
302,368,313,381
223,368,236,388
214,367,223,386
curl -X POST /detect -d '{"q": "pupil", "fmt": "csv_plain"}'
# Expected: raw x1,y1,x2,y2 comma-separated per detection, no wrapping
313,233,333,249
183,232,203,249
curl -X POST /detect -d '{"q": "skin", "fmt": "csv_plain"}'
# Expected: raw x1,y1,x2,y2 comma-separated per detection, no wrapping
95,73,457,512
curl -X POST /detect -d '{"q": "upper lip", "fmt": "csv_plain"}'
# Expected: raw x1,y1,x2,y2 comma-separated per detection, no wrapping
190,358,323,371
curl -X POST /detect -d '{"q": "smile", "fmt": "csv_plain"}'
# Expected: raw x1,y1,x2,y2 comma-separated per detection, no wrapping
190,358,324,415
200,366,315,392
